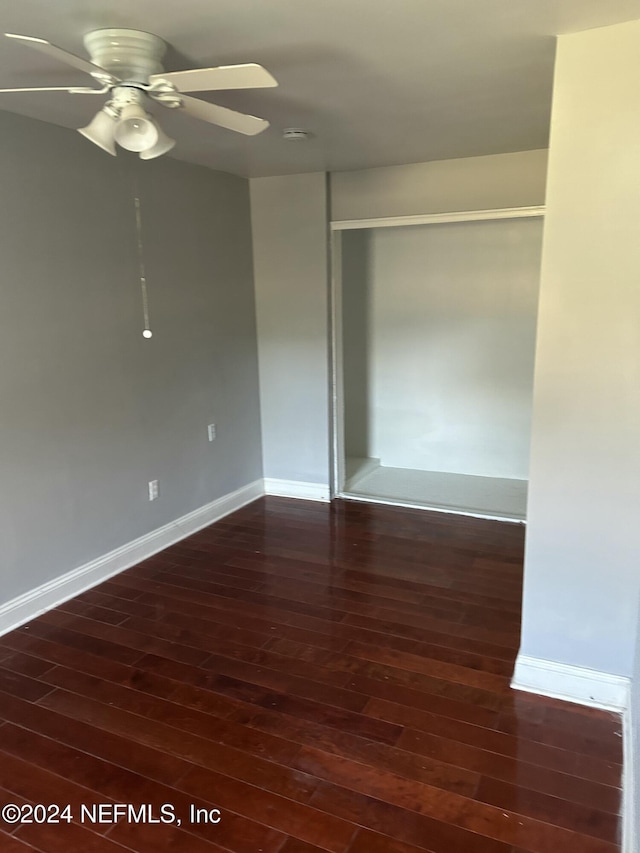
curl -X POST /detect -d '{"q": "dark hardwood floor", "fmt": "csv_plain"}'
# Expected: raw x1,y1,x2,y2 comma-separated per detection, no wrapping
0,496,622,852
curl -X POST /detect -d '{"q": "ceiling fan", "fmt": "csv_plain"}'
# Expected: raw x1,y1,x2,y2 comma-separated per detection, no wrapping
0,29,278,158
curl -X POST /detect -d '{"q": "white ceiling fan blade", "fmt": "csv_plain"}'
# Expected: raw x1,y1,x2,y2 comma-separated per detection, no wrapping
0,85,106,94
173,94,269,135
4,33,119,85
149,63,277,93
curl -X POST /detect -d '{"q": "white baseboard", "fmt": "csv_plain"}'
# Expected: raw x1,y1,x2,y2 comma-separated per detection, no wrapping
511,653,630,711
623,685,636,853
264,478,330,502
0,479,264,638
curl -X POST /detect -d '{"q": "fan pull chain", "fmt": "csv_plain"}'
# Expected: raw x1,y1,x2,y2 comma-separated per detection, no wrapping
133,193,152,339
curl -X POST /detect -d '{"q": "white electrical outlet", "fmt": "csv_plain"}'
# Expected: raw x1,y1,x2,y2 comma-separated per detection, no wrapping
148,479,159,501
207,423,216,441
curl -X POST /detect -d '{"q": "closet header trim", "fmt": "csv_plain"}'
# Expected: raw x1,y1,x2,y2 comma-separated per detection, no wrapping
331,205,545,231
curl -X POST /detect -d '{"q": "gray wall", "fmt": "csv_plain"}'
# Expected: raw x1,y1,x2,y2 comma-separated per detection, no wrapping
331,149,548,221
521,20,640,676
361,218,542,477
0,110,262,604
250,172,330,485
341,230,371,459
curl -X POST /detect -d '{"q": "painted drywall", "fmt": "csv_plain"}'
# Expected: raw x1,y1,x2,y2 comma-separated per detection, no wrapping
0,110,262,604
341,229,371,460
521,20,640,678
331,149,548,221
250,173,330,484
348,218,542,477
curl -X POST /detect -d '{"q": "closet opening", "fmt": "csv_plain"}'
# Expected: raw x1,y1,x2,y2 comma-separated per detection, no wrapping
331,207,544,521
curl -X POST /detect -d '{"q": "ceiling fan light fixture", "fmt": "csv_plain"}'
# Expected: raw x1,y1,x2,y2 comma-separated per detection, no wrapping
114,102,159,152
78,107,117,156
3,29,278,160
138,125,176,160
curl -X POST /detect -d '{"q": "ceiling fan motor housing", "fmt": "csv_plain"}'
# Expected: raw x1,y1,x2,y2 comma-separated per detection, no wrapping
83,28,166,84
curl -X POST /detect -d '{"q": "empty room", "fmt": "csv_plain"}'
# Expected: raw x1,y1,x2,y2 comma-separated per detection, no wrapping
0,2,639,853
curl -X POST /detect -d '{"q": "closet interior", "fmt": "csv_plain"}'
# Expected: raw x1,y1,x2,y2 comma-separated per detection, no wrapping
333,210,544,521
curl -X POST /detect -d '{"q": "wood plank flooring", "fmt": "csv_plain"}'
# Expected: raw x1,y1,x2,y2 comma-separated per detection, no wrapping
0,496,623,853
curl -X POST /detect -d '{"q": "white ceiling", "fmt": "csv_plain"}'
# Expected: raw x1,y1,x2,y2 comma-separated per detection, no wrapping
0,0,639,178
